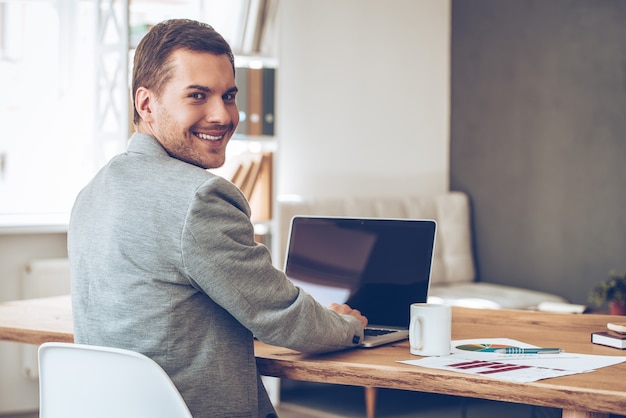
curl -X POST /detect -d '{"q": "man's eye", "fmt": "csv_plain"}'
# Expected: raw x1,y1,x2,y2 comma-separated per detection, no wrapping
190,92,205,100
224,93,236,101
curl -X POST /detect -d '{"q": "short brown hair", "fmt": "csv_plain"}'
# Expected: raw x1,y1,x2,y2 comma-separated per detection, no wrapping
131,19,235,125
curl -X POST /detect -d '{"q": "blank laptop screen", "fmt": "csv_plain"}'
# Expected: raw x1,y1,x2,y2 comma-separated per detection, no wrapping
284,217,436,328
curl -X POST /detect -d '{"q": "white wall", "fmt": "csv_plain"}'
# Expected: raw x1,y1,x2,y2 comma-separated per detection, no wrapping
276,0,451,198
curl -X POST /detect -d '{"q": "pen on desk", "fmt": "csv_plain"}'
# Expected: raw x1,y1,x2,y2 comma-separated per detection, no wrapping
493,347,563,354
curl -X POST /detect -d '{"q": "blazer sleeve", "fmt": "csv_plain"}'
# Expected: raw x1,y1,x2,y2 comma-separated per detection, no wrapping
180,175,364,353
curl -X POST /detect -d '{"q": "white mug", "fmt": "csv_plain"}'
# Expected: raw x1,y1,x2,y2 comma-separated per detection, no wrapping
409,303,451,356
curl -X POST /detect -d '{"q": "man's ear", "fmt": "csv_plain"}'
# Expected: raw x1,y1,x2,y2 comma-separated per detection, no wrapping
135,87,154,123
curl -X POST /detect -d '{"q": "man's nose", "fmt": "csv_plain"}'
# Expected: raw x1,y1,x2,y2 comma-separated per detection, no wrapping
205,99,233,124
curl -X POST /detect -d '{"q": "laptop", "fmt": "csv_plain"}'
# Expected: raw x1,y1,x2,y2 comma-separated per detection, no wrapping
284,216,437,348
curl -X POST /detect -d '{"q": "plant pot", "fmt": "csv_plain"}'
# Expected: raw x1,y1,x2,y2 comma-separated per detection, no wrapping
609,300,626,315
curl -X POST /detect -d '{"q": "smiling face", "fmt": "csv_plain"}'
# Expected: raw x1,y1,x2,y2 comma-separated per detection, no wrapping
135,49,239,169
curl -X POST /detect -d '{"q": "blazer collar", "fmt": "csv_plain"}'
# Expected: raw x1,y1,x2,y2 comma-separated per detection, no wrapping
127,133,170,157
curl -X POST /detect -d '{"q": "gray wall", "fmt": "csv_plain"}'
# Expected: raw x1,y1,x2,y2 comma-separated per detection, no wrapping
450,0,626,305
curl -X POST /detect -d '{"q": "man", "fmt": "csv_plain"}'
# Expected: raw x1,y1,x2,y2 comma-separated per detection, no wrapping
69,19,367,418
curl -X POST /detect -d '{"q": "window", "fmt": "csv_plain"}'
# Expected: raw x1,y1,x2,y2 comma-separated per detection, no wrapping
0,0,97,215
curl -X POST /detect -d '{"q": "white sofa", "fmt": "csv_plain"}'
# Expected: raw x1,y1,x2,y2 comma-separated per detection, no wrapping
275,191,568,310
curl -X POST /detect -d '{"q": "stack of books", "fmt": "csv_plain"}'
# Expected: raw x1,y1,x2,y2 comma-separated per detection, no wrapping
591,323,626,349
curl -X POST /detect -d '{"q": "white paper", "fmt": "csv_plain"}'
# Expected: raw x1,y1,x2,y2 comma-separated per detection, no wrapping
399,338,626,383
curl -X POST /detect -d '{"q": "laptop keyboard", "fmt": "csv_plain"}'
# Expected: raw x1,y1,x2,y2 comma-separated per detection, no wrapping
364,328,396,337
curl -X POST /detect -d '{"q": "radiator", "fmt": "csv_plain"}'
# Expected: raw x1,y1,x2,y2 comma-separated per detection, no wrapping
20,258,71,379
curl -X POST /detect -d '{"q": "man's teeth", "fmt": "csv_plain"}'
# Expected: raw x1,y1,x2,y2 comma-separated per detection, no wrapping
196,133,222,141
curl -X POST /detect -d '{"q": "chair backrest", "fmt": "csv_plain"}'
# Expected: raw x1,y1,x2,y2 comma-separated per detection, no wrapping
38,342,193,418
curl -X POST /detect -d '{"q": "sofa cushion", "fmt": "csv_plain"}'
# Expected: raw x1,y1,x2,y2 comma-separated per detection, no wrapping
276,192,475,286
428,282,568,310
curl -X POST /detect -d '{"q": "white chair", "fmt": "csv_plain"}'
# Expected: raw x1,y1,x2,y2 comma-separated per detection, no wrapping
38,342,193,418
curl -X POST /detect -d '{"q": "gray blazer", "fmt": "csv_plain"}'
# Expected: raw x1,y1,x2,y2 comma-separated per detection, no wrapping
69,133,363,418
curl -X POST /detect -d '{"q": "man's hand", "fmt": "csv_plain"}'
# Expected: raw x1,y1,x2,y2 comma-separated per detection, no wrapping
328,303,368,328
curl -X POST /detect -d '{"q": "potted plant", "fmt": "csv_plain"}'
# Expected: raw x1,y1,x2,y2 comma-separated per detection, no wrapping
589,271,626,315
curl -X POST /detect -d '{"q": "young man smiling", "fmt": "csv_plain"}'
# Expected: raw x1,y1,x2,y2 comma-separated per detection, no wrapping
69,19,367,418
134,46,239,169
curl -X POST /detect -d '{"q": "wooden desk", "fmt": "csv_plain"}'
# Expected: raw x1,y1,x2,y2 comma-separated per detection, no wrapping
2,296,625,418
0,295,73,344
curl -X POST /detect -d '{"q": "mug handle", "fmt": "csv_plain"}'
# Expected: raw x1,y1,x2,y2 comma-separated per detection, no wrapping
409,315,423,350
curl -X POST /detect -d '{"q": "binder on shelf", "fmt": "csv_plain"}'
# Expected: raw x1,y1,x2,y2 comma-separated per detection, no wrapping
247,67,263,136
262,68,275,136
228,151,273,222
235,67,248,135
